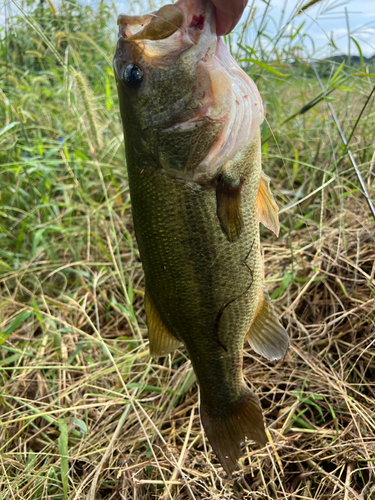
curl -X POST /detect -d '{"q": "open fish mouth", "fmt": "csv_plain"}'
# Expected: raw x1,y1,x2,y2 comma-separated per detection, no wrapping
117,0,215,59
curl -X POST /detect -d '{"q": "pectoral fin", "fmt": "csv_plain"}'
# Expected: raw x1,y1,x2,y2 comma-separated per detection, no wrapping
145,289,181,357
246,291,289,361
256,172,280,236
216,175,244,243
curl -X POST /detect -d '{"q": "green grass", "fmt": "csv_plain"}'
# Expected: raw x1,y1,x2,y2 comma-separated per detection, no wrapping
1,0,375,498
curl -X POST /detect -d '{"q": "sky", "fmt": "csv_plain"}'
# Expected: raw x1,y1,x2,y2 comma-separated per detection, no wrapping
1,0,374,58
246,0,375,58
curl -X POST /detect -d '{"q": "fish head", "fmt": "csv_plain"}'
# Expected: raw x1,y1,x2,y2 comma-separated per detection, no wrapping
114,0,264,183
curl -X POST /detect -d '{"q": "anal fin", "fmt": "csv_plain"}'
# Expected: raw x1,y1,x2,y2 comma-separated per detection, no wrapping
247,290,289,361
216,174,244,243
257,172,280,236
145,289,181,357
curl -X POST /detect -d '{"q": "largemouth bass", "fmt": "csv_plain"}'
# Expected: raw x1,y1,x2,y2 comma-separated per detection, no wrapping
114,0,289,476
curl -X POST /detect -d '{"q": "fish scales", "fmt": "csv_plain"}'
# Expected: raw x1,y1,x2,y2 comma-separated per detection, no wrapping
114,0,289,476
128,137,262,357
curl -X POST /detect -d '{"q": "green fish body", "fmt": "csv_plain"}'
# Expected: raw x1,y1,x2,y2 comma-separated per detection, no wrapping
114,0,289,475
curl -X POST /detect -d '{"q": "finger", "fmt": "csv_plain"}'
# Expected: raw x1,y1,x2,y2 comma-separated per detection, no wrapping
212,0,248,36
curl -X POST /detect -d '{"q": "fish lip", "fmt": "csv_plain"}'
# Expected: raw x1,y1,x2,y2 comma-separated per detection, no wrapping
117,13,154,41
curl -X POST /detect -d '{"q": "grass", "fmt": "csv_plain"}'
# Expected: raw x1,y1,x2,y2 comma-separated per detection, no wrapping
0,0,375,498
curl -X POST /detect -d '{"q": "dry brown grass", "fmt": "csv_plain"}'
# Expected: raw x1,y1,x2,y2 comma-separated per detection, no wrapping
1,188,374,499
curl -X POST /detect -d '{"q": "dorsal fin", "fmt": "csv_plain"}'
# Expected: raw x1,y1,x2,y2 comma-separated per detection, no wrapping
145,288,181,357
256,172,279,236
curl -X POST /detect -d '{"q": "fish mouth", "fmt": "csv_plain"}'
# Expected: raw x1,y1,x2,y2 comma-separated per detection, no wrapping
118,6,184,43
116,0,216,59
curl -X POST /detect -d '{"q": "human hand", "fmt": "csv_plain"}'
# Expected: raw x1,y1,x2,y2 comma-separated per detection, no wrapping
211,0,248,36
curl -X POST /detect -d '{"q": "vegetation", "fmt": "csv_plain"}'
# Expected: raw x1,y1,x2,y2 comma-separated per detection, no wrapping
0,0,374,498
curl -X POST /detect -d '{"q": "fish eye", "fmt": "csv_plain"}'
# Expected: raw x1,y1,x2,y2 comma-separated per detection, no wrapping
122,64,143,88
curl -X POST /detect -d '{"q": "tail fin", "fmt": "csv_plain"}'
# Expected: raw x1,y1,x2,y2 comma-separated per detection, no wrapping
200,386,267,476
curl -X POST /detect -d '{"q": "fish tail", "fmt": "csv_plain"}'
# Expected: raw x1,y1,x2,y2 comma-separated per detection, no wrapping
200,386,267,477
